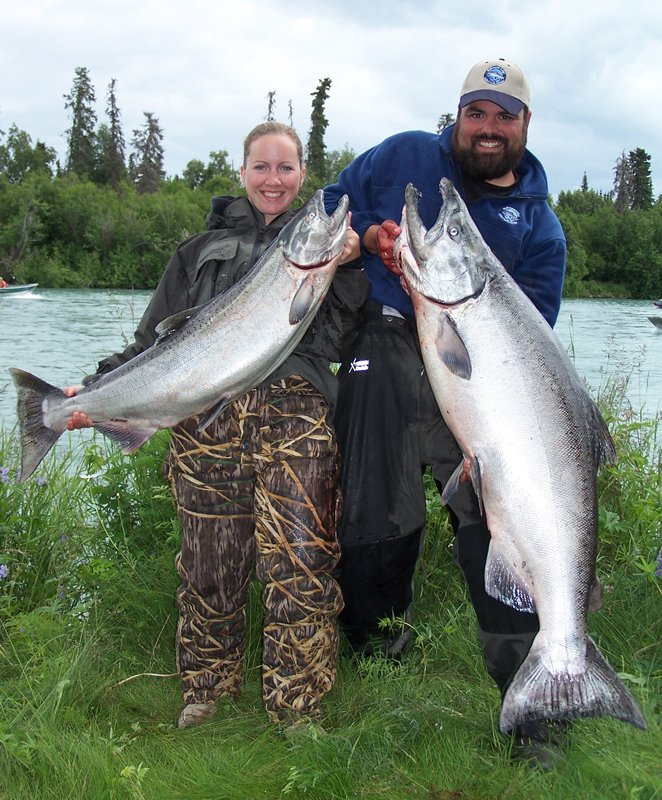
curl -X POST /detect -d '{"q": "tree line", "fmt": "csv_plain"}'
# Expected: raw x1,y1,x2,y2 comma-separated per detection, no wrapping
1,67,661,298
556,148,662,298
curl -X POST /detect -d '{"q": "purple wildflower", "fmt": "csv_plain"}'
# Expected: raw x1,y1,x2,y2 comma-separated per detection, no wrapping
656,544,662,578
0,564,8,579
0,467,9,484
35,476,48,486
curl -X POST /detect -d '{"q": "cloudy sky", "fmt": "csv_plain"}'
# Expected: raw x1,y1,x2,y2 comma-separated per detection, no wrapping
2,0,661,199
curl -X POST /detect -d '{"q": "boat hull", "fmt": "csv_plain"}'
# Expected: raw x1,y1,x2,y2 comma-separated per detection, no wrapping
0,283,38,297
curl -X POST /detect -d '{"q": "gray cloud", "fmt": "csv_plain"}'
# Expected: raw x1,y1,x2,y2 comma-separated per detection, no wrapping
1,0,660,199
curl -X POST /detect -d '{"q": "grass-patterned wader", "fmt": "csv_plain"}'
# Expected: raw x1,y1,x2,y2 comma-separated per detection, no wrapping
168,376,343,723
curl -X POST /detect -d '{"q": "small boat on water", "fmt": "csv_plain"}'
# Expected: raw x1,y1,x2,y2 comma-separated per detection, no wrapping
0,283,38,297
648,316,662,329
654,298,662,309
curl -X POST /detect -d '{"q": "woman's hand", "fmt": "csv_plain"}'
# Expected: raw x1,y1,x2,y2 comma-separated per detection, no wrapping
338,225,360,265
62,386,94,429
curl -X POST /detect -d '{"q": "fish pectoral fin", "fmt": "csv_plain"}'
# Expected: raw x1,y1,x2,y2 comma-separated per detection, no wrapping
154,304,206,343
95,421,156,453
289,277,316,324
437,314,472,379
441,462,462,506
469,457,484,512
197,397,232,431
484,540,536,613
441,456,484,515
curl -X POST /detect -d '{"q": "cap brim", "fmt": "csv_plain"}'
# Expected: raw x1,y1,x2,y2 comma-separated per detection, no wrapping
459,90,525,115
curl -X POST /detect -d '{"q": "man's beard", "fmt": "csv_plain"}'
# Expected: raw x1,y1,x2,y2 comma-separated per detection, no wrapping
452,127,527,181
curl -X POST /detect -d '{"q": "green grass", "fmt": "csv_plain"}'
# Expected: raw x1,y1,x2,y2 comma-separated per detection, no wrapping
0,408,660,800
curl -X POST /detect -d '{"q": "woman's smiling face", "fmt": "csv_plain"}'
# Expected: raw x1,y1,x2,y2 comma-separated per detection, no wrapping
240,133,306,223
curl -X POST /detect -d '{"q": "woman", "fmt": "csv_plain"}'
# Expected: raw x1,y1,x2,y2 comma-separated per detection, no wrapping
65,121,367,731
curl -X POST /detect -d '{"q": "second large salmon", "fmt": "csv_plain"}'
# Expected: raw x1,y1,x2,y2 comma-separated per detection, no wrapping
395,178,646,733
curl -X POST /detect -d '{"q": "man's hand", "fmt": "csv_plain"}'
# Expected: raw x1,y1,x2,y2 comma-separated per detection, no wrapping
364,220,402,275
62,386,94,429
459,457,472,483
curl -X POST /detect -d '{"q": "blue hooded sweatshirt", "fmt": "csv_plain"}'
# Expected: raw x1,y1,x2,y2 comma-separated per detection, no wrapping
324,125,566,327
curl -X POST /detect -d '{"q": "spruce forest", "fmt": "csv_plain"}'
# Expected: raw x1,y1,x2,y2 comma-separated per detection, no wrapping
1,67,661,298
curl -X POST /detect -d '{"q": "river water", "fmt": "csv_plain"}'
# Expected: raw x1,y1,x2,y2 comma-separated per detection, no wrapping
1,290,662,437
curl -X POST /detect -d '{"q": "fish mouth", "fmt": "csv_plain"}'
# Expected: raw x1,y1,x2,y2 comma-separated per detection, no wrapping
397,179,485,306
283,190,349,269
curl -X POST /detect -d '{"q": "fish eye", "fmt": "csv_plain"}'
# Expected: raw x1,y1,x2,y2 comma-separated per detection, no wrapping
448,225,460,238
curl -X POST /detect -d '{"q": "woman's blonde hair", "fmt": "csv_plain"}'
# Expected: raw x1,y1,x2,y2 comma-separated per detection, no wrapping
242,122,304,166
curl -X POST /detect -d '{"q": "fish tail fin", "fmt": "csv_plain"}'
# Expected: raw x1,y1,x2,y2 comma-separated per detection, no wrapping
9,367,64,482
499,636,647,733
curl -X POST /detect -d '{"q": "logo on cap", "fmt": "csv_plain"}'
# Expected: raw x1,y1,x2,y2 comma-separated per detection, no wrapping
483,66,508,86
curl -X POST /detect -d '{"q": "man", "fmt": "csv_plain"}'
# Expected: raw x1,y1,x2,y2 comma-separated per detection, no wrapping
324,59,567,767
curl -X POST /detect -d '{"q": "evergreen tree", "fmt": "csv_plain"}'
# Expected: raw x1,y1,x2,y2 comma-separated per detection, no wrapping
266,91,276,121
288,100,294,127
628,147,653,210
612,151,632,212
306,78,331,183
100,78,126,188
130,112,165,194
93,123,113,184
64,66,98,179
581,172,589,192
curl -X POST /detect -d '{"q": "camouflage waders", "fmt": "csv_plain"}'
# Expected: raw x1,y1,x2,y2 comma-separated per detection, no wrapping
168,376,343,723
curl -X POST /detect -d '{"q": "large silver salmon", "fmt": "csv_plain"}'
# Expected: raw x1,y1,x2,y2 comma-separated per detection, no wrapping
10,190,349,482
395,178,646,733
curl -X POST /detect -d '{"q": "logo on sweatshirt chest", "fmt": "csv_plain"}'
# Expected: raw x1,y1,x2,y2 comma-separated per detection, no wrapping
499,206,521,225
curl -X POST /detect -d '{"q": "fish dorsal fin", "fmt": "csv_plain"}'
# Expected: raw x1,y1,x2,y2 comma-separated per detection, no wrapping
437,313,472,379
289,276,316,324
197,396,232,431
153,305,204,344
484,540,536,613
